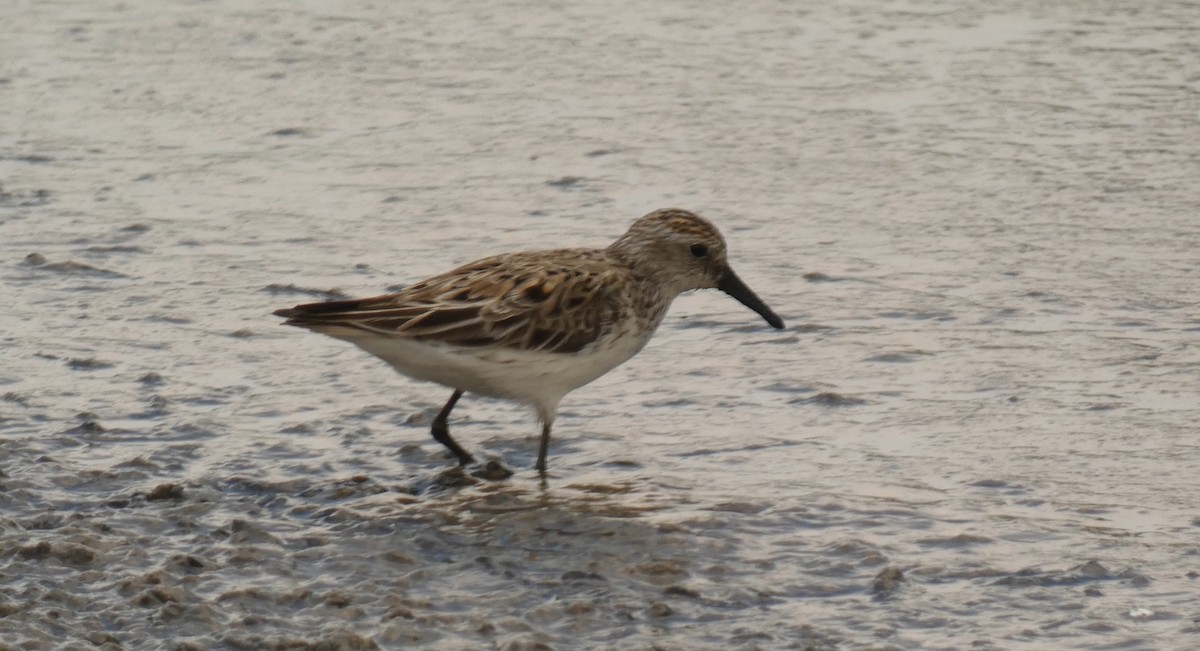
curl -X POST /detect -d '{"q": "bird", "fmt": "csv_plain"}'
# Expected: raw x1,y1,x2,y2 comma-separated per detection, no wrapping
274,208,784,476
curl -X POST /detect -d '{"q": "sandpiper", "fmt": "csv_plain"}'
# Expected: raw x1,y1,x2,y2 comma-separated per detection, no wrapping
274,208,784,475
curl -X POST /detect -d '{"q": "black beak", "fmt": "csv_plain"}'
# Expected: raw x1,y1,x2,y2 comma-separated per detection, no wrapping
717,267,784,329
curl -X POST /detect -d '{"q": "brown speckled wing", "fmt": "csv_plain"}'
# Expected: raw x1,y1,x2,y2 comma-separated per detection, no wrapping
274,250,625,354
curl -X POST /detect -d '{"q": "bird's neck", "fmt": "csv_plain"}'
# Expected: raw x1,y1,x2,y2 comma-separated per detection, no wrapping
607,239,689,298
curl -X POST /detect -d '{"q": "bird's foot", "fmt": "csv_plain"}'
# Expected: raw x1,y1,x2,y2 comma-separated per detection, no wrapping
427,466,476,490
468,459,514,481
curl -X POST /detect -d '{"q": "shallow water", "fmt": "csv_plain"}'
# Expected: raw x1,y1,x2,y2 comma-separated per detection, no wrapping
3,0,1200,649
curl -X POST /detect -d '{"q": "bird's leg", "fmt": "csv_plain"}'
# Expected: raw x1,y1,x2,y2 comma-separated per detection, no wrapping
430,389,473,466
535,419,552,475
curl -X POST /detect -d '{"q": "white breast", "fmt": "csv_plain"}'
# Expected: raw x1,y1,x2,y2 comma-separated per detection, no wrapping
335,321,655,417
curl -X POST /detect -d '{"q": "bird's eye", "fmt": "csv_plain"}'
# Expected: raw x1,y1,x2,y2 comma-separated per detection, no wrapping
690,244,708,258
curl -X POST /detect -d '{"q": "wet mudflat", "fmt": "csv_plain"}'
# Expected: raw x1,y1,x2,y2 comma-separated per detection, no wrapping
3,0,1200,649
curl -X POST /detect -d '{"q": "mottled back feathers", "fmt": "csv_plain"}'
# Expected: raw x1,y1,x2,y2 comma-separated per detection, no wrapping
275,249,626,354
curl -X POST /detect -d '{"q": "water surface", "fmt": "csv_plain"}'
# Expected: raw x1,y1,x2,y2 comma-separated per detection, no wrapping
3,0,1199,648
